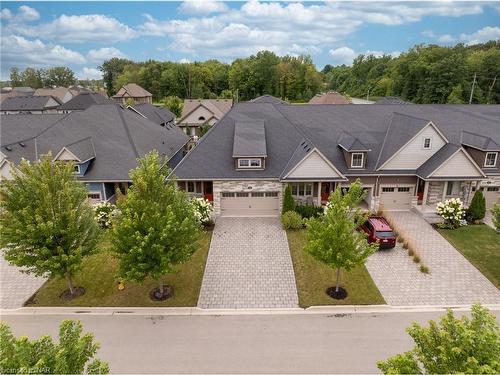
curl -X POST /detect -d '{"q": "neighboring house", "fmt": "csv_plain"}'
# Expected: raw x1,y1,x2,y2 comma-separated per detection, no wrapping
376,96,411,104
0,87,35,102
129,103,175,127
172,103,500,217
57,92,115,113
34,87,75,103
1,104,190,203
177,99,233,136
0,95,61,114
250,95,288,105
112,83,152,105
351,98,375,104
309,91,352,104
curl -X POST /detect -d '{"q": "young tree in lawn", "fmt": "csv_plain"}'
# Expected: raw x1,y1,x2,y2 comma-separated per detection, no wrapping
112,150,200,299
0,320,109,374
378,304,500,374
282,184,295,213
467,189,486,223
0,156,99,297
305,180,378,298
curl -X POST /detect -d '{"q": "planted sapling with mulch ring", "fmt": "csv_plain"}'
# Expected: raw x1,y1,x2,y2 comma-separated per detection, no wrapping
60,287,85,301
413,255,421,263
149,284,174,301
326,286,348,300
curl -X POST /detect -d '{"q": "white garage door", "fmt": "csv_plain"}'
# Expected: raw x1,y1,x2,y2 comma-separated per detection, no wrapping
220,192,279,217
380,186,413,211
483,187,500,208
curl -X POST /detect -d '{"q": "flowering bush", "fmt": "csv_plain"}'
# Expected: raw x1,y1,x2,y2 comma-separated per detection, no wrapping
191,198,213,225
436,198,466,229
93,202,119,229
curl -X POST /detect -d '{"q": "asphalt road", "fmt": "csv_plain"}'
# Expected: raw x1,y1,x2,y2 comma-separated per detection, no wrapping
2,310,498,374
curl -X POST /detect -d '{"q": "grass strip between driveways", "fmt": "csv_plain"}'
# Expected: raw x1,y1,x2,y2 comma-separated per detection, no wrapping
26,231,212,307
286,230,385,307
437,224,500,288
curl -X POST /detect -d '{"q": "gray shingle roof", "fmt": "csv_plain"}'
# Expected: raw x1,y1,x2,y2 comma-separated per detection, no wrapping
172,103,500,180
338,132,370,151
416,143,460,178
1,95,61,111
460,131,500,151
232,120,267,157
250,95,288,105
130,103,175,125
58,92,114,111
1,104,189,181
113,83,152,99
376,96,411,105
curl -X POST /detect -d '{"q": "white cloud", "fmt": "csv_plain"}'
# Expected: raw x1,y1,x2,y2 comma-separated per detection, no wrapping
437,34,456,43
79,67,102,80
8,14,136,43
1,35,86,66
0,8,12,20
459,26,500,45
17,5,40,21
87,47,126,62
178,0,228,15
139,1,484,60
179,58,191,63
329,47,357,65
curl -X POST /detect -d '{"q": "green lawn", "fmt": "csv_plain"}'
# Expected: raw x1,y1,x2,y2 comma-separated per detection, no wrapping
26,231,212,307
438,224,500,288
286,230,385,307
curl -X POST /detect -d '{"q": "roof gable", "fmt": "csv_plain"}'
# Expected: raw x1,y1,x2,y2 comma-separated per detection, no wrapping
54,147,80,162
284,148,345,180
428,148,485,178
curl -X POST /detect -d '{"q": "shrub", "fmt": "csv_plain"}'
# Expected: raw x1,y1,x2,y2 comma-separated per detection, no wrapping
413,255,421,263
436,198,466,229
94,202,119,229
283,185,295,213
492,204,500,232
408,248,414,257
420,265,429,274
281,211,303,230
294,204,324,219
467,190,486,222
397,236,404,243
403,242,409,249
191,197,213,225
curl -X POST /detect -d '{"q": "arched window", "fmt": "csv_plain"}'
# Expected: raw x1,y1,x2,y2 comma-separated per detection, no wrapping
198,116,206,121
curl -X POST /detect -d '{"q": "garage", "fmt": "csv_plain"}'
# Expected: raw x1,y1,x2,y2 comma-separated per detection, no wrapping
379,186,413,210
483,187,500,208
220,191,279,217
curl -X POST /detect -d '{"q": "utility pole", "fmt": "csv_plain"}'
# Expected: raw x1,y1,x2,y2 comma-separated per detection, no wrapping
487,76,497,104
469,72,477,104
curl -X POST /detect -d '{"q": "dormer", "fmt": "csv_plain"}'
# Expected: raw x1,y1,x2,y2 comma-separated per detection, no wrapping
338,132,370,169
232,120,267,170
461,131,500,170
53,137,96,176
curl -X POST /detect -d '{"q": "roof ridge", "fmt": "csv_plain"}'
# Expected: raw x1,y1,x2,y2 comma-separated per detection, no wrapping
115,105,139,158
374,113,396,169
64,135,93,148
391,111,430,123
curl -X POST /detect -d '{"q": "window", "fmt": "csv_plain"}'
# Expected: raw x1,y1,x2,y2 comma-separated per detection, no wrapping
187,181,195,193
187,181,203,193
74,164,81,174
87,192,101,200
221,192,235,197
382,187,394,192
398,187,410,192
485,152,497,167
251,192,265,197
238,158,262,168
265,192,278,197
291,183,313,197
351,153,364,168
198,116,206,121
486,187,499,192
236,192,249,197
423,137,432,149
446,181,460,196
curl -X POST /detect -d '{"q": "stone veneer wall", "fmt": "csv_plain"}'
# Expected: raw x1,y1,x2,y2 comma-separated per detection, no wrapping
426,181,444,205
212,180,284,216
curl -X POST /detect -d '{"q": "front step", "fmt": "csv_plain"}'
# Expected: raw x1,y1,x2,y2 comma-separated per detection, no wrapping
411,207,443,224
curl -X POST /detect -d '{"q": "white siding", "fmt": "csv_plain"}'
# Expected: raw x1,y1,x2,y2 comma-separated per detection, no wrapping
382,125,446,170
0,160,15,181
287,151,341,178
431,150,483,177
46,97,60,108
56,148,79,161
181,106,215,125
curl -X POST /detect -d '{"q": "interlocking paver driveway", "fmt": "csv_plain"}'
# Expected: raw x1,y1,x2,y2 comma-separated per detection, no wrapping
198,217,299,309
366,211,500,306
1,254,46,309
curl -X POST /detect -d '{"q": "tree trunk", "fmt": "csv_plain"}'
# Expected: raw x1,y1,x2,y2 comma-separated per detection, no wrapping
159,282,164,295
66,273,75,295
335,268,341,293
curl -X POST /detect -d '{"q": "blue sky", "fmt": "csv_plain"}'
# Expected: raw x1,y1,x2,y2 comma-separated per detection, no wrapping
1,1,499,80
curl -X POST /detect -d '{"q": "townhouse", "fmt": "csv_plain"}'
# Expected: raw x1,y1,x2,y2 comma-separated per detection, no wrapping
177,99,233,136
1,103,189,203
172,101,500,217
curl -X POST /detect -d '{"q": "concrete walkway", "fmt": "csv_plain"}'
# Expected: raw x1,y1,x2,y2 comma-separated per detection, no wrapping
484,211,496,230
366,211,500,306
198,217,299,309
1,254,46,309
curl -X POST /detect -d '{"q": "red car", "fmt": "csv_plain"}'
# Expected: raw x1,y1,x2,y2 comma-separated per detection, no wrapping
360,216,397,249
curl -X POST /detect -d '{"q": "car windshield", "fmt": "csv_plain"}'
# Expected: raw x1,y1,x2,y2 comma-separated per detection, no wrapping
375,231,394,238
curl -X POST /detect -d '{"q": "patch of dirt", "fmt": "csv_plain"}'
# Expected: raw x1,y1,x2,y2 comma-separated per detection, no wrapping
326,286,348,300
149,285,174,301
60,287,85,301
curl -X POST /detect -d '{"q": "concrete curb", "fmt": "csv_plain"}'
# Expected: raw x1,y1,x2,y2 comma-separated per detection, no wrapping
2,304,500,316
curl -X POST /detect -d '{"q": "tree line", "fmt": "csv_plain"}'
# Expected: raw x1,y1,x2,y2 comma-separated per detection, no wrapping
323,41,500,104
99,51,323,102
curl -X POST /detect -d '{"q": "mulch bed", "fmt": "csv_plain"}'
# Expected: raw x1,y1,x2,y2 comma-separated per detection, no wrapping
149,285,174,301
326,286,348,300
60,287,85,301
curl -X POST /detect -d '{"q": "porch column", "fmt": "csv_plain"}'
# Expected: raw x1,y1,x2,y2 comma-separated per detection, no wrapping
317,182,322,206
442,181,448,202
422,180,430,207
